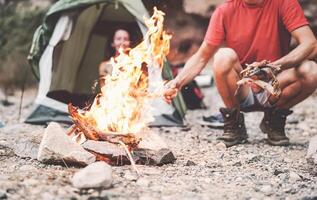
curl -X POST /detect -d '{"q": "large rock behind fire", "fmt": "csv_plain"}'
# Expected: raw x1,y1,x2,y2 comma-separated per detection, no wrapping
37,122,96,166
71,161,112,189
82,140,129,165
134,132,176,166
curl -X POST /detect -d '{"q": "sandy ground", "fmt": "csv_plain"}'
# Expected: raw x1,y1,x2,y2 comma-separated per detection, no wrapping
0,87,317,200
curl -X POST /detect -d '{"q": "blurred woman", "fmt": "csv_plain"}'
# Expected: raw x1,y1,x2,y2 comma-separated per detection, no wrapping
99,29,131,87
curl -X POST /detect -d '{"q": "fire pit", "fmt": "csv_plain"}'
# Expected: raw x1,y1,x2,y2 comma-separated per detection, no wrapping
62,8,176,169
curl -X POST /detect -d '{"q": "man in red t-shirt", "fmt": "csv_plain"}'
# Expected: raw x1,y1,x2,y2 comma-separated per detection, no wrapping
164,0,317,147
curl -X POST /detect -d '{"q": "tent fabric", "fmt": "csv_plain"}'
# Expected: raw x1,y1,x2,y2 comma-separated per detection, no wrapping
162,61,187,118
25,105,72,125
28,0,148,78
50,6,103,92
36,15,72,103
26,0,187,126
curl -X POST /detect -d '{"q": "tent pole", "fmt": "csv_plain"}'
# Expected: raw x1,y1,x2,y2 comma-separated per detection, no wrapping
18,64,30,122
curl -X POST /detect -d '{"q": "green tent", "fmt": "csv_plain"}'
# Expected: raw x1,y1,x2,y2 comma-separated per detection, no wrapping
26,0,187,126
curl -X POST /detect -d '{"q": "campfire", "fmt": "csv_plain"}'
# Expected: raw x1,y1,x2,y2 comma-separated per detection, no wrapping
66,8,175,167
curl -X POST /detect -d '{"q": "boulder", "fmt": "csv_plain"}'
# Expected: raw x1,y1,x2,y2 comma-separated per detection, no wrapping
13,130,42,159
133,132,176,166
71,162,112,189
82,140,129,165
37,122,95,166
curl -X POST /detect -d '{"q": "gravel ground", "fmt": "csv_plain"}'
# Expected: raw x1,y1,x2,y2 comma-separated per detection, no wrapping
0,87,317,200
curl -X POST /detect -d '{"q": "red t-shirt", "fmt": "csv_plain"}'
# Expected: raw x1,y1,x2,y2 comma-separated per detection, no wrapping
204,0,309,65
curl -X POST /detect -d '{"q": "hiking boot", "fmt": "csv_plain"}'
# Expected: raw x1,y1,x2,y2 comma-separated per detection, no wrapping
218,107,248,147
260,108,293,146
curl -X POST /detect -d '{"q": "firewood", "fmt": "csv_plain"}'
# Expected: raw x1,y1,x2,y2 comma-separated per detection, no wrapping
68,103,140,148
68,104,100,141
237,61,282,99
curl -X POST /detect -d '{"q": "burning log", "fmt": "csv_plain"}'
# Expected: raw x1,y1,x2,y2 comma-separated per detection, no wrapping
68,103,140,149
68,104,100,141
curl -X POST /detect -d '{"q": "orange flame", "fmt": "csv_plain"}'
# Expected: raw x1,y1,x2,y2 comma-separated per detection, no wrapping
80,8,171,135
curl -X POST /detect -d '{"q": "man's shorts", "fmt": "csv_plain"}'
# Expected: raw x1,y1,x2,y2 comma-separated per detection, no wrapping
240,88,273,111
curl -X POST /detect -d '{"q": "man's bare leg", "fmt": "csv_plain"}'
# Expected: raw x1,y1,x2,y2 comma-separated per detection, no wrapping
212,48,250,108
274,60,317,108
261,60,317,145
212,48,249,147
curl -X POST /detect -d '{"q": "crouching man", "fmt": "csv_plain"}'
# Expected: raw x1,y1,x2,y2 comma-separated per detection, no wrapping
164,0,317,147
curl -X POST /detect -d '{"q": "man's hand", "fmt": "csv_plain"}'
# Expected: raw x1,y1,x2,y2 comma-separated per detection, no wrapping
263,62,282,76
163,79,179,104
242,60,281,79
238,60,282,97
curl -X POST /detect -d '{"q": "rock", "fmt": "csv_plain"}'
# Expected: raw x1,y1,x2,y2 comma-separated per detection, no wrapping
273,169,285,176
37,122,95,166
138,167,161,175
71,162,112,189
297,122,311,132
19,165,37,171
204,178,212,184
82,140,126,157
180,127,191,132
137,132,169,151
41,192,56,200
5,188,15,194
287,115,300,124
307,135,317,164
283,157,292,163
246,154,262,163
23,179,38,186
139,194,156,200
136,177,150,187
278,173,288,182
12,130,42,159
185,160,196,166
133,132,176,166
235,177,243,182
134,148,176,166
215,142,227,151
233,161,242,167
0,190,7,200
0,140,9,148
260,185,273,196
82,140,129,165
289,172,302,182
123,170,138,181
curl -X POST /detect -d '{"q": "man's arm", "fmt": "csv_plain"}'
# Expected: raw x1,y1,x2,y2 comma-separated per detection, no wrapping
163,41,219,103
173,41,219,88
272,25,317,69
307,41,317,62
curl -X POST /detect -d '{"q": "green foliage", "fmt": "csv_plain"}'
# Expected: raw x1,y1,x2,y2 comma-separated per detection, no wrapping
0,2,48,88
0,3,46,59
